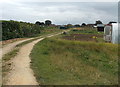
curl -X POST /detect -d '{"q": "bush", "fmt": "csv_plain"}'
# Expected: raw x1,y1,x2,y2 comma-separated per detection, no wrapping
2,20,43,40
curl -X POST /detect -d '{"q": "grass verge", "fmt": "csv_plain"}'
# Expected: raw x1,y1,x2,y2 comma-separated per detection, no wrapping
30,38,118,85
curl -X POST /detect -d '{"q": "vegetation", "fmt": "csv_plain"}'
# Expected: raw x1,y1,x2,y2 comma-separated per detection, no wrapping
2,48,19,62
2,47,19,77
2,31,63,79
2,19,118,85
30,37,118,85
68,27,103,35
95,20,103,25
1,20,58,41
61,27,104,43
45,20,52,26
35,21,45,26
2,20,40,40
81,23,86,27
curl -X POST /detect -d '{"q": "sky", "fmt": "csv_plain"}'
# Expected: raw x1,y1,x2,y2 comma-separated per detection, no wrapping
0,0,119,25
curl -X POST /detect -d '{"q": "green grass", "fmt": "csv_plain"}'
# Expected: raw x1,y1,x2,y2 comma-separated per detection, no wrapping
70,27,103,35
39,29,62,36
70,30,103,34
2,31,63,80
2,48,19,62
2,48,19,77
30,38,118,85
60,28,104,43
2,30,62,62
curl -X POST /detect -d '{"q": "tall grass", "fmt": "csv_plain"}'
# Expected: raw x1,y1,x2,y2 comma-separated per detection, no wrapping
30,38,118,85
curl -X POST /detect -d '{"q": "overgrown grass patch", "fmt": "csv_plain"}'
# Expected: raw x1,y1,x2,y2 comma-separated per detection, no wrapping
70,27,103,35
60,28,104,42
2,48,19,62
30,38,118,85
2,47,19,78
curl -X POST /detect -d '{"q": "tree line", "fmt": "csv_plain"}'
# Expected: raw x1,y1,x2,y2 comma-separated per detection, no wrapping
35,20,52,26
1,20,52,40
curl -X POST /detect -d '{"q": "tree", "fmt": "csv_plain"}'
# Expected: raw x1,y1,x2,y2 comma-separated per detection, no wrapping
45,20,52,26
95,20,102,25
66,24,73,28
2,20,43,40
81,23,86,27
35,21,41,25
40,22,44,25
35,21,45,26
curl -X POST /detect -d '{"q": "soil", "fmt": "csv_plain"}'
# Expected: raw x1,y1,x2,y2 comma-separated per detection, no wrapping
63,34,103,41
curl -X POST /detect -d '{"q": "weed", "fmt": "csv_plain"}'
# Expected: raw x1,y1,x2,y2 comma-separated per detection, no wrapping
30,38,118,85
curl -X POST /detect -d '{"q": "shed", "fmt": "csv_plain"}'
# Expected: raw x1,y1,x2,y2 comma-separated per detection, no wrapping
104,23,120,44
97,24,104,31
104,25,112,42
111,23,119,44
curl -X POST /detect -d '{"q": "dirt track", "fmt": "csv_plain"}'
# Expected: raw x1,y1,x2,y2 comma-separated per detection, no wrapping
1,38,33,57
4,38,44,85
0,38,33,86
3,31,69,85
3,32,65,85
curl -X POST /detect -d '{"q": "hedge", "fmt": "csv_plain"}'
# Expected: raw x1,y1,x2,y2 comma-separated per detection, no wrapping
1,20,44,40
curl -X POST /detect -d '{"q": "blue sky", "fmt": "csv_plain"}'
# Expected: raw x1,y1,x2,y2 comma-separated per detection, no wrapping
1,0,119,25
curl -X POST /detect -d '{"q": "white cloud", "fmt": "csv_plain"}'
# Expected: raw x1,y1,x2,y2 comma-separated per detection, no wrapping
1,0,119,2
1,1,118,24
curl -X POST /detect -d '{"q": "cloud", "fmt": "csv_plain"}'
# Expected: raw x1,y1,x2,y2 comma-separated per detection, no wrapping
1,0,119,3
1,1,118,25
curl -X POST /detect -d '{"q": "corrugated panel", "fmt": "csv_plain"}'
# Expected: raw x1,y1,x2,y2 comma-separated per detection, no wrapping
111,23,119,44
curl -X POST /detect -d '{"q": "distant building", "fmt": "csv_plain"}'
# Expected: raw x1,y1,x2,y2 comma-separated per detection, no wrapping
86,24,95,27
74,24,81,27
97,24,105,31
59,25,68,29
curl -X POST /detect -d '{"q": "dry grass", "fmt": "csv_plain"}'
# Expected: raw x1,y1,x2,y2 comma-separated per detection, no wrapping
30,38,118,85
